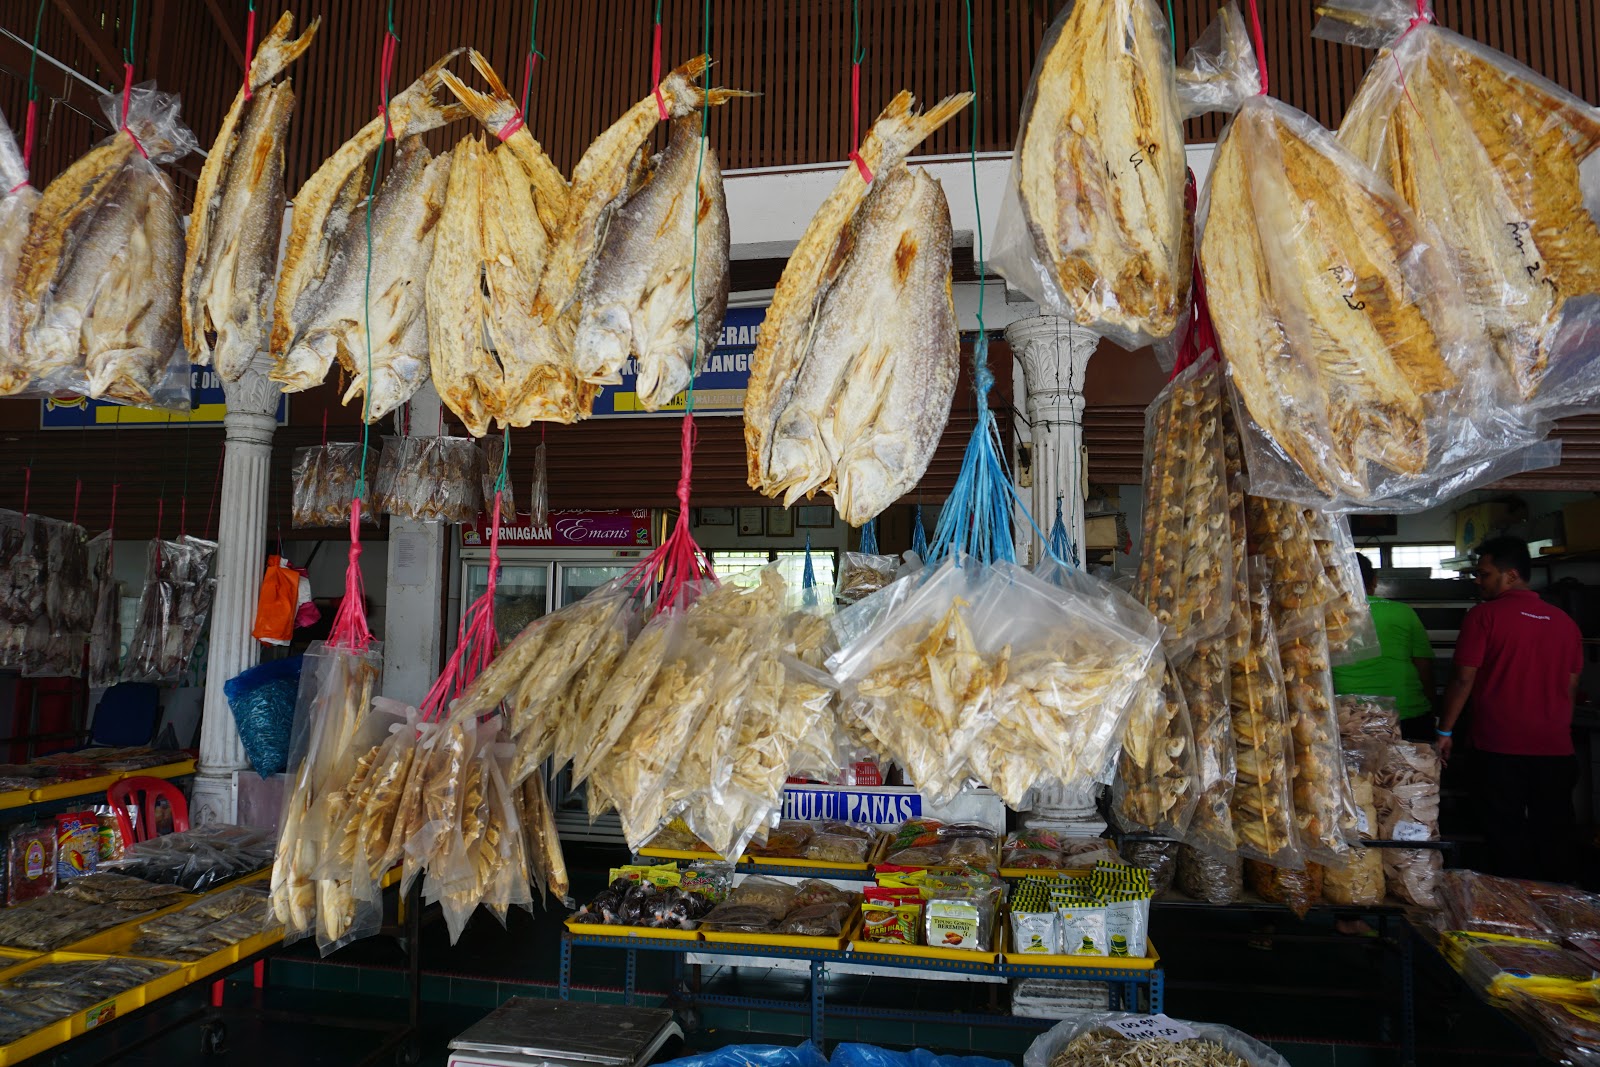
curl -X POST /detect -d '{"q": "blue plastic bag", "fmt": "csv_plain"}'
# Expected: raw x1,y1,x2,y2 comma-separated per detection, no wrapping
657,1044,828,1067
223,655,303,777
831,1045,1015,1067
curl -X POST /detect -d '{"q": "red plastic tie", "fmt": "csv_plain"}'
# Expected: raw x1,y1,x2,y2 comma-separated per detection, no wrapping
19,467,29,521
120,63,148,158
108,483,119,535
519,49,539,117
848,61,873,183
19,99,37,177
320,409,328,447
1246,0,1269,97
155,497,164,542
205,448,224,538
1404,0,1434,33
651,24,667,120
242,8,257,99
71,478,81,527
378,31,399,140
498,111,526,142
327,500,372,652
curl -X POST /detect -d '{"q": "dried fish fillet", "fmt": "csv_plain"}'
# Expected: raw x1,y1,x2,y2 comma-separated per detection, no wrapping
1000,0,1188,347
0,108,40,396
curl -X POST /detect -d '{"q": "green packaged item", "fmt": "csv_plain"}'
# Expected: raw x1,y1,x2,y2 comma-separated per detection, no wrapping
1059,902,1110,956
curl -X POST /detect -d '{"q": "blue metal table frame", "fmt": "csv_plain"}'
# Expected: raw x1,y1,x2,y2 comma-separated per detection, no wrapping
559,932,1163,1043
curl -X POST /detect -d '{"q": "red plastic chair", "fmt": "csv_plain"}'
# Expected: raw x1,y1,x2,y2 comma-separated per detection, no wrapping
105,776,190,846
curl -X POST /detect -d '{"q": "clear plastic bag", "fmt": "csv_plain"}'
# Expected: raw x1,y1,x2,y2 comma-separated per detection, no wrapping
1118,839,1181,895
835,552,898,605
1135,360,1234,655
1024,1011,1290,1067
1185,3,1542,512
1438,870,1558,941
87,532,119,687
1322,757,1386,907
1372,740,1443,906
1307,511,1378,663
989,0,1188,350
1318,0,1600,420
1113,654,1200,840
528,441,549,528
120,535,217,684
1336,694,1401,745
373,435,486,523
480,436,515,518
1228,563,1303,868
1245,495,1338,637
14,85,195,410
1175,637,1238,855
0,107,41,397
291,443,378,528
1278,622,1358,864
1246,859,1324,919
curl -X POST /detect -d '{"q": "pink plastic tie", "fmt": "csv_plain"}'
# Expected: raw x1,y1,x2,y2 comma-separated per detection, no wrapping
120,63,148,158
242,8,257,99
1246,0,1269,97
651,24,667,119
19,99,37,177
848,61,872,182
378,32,398,140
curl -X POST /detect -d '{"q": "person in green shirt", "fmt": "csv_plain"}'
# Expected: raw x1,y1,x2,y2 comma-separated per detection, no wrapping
1332,554,1437,741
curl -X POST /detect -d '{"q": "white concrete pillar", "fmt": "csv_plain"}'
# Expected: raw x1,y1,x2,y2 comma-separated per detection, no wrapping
380,386,446,706
193,357,280,826
1005,311,1098,567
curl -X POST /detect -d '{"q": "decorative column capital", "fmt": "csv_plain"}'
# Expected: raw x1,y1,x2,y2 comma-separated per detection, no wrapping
220,354,283,443
1005,314,1098,421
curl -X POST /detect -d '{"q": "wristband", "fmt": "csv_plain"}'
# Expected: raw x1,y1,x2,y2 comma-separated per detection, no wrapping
1436,728,1453,737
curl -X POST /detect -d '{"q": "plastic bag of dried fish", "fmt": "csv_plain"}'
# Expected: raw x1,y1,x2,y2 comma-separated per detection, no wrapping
1024,1010,1291,1067
1244,495,1338,638
271,639,382,947
480,435,515,517
374,435,486,524
86,532,120,686
0,107,41,397
1304,509,1377,663
291,443,378,527
522,769,571,907
1335,693,1401,746
120,535,217,683
1373,739,1443,906
1135,356,1234,658
529,441,550,528
15,84,197,410
990,0,1189,350
1317,0,1600,421
1183,4,1543,513
1175,637,1238,855
835,552,899,605
1278,621,1358,864
1176,843,1243,904
1323,748,1385,906
1228,563,1304,869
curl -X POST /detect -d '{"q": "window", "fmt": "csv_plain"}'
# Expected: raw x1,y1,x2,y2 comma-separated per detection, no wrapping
1355,547,1381,571
711,550,837,595
1388,543,1460,580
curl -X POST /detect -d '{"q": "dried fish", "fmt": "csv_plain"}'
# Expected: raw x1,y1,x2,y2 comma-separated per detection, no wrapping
0,108,41,395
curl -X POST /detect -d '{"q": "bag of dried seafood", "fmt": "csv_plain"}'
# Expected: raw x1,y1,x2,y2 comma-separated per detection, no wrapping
373,435,486,524
1323,750,1385,907
528,441,550,528
1244,495,1339,638
1277,620,1359,864
1112,654,1200,840
990,0,1189,351
270,639,382,947
1247,858,1323,919
1317,0,1600,421
87,532,119,687
1228,562,1303,868
479,436,515,519
291,443,378,528
1175,637,1238,855
1182,3,1543,513
1120,839,1181,896
1024,1011,1291,1067
835,551,898,605
1336,693,1401,746
1176,844,1243,904
1373,740,1443,906
1135,360,1235,656
120,535,217,684
522,770,571,907
1305,510,1377,663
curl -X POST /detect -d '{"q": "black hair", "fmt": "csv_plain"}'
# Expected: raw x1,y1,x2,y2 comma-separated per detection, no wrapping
1355,552,1375,593
1476,536,1532,583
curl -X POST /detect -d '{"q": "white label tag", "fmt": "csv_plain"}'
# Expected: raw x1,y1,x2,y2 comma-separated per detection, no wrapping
1356,810,1371,834
1393,820,1431,842
1106,1014,1199,1043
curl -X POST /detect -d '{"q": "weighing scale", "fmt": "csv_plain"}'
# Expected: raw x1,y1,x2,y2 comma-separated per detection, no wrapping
447,999,683,1067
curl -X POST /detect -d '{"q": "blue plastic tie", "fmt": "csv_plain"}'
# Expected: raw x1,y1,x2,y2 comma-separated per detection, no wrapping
859,519,879,556
1049,497,1078,568
911,504,928,558
802,532,818,608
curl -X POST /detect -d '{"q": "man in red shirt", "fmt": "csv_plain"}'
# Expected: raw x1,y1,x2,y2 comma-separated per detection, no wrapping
1437,536,1584,880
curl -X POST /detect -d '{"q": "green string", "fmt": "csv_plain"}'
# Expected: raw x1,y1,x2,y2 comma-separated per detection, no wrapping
852,0,864,64
25,0,45,101
495,431,511,494
1165,0,1177,52
684,0,709,417
521,0,542,118
962,0,984,339
358,0,398,497
125,0,138,64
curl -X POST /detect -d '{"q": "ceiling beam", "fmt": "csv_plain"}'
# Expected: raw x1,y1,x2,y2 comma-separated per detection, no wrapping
48,0,120,78
200,0,246,71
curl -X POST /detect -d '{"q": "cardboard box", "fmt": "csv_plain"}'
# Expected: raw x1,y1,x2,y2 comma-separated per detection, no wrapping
1456,502,1525,555
1563,499,1600,554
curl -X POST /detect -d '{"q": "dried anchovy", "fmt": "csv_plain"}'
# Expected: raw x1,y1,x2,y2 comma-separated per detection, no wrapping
1049,1030,1252,1067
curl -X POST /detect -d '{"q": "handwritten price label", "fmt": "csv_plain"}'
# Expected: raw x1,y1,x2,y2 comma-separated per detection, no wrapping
1106,1014,1199,1043
1393,820,1431,842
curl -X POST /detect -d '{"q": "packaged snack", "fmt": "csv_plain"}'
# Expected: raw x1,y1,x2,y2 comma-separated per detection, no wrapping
926,898,986,950
1336,694,1401,745
1010,904,1060,955
1177,845,1243,905
6,824,57,905
861,887,922,944
1119,839,1181,895
1059,902,1110,957
54,811,98,881
1439,871,1559,942
1246,860,1324,919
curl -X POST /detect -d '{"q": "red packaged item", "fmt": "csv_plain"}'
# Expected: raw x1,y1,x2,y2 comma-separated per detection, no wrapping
7,824,58,905
55,811,99,880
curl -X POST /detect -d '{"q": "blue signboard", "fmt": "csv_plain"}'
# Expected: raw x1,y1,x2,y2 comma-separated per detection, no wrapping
781,788,921,825
40,363,289,429
590,305,765,417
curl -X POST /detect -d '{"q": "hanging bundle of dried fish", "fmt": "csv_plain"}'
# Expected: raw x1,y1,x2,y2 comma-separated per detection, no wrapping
0,108,42,395
745,91,971,526
1278,623,1357,863
1135,360,1233,652
1185,4,1537,509
993,0,1189,348
1114,655,1199,838
372,436,485,523
14,85,197,407
1321,1,1600,415
1244,495,1338,637
270,53,467,419
1176,637,1237,853
430,52,578,433
183,12,318,383
522,770,570,906
1228,567,1302,868
291,443,379,528
1303,508,1376,660
87,533,118,687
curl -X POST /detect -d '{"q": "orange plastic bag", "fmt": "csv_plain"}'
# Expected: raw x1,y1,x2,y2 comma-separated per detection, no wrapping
252,556,301,646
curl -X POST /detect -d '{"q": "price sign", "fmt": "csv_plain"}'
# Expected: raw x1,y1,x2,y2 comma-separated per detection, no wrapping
1393,820,1431,842
1356,809,1371,835
1106,1014,1198,1043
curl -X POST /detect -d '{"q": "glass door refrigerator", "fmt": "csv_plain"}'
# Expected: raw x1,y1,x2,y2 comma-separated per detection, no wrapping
457,509,657,843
